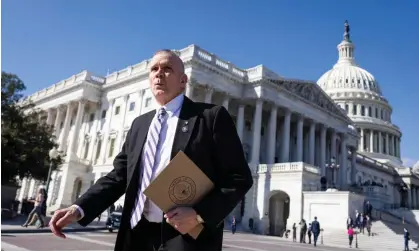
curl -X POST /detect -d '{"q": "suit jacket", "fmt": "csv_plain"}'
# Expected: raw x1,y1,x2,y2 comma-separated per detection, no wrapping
74,96,253,251
311,220,320,234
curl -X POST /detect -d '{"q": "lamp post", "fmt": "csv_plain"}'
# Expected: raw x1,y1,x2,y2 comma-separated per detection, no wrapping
46,147,59,194
325,157,340,189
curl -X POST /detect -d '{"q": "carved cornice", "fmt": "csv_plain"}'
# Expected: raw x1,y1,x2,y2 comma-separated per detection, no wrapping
268,79,353,125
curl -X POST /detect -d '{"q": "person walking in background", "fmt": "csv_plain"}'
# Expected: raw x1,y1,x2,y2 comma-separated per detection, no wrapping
292,223,297,242
307,223,312,244
364,201,373,219
346,215,353,229
22,187,45,228
231,216,237,234
404,228,410,251
299,219,307,243
366,215,372,236
311,216,321,247
348,225,355,248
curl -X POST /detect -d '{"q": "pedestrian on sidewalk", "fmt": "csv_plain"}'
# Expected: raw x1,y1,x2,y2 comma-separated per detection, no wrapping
404,228,410,251
292,223,297,242
307,223,312,244
21,187,46,228
299,219,307,243
231,216,237,234
310,216,321,247
348,226,354,248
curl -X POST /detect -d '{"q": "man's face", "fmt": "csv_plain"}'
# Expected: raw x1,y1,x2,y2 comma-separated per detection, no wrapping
148,51,187,105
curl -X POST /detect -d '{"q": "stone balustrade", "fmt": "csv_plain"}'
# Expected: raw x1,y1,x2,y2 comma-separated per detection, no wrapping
258,162,320,175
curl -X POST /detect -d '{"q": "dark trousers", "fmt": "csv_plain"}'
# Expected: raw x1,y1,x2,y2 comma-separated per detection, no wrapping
313,232,319,246
23,206,44,226
300,231,306,243
307,232,312,244
231,224,236,234
349,236,353,246
122,216,221,251
405,240,409,251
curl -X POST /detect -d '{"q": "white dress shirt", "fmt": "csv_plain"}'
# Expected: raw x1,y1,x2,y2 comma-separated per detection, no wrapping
75,94,184,222
142,94,183,222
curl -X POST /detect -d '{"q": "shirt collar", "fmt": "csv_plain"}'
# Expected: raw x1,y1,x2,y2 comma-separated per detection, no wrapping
155,93,184,117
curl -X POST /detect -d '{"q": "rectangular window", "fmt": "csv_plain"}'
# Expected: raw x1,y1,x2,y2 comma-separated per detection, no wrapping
95,140,102,160
108,138,116,157
89,113,95,122
84,141,90,159
115,106,120,115
129,102,135,111
101,110,107,119
145,97,152,107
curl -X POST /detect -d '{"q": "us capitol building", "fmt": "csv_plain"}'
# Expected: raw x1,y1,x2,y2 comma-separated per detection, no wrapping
16,22,418,234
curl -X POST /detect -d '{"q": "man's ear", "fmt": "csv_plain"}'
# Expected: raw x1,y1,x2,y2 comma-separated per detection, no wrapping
181,74,188,86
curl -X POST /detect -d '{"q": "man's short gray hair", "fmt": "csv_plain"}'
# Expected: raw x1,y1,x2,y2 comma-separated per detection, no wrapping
153,49,184,72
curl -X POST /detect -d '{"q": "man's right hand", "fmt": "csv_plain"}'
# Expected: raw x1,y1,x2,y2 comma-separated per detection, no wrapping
49,205,81,238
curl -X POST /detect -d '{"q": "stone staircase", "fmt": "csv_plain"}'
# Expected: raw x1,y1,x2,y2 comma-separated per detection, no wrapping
317,220,419,251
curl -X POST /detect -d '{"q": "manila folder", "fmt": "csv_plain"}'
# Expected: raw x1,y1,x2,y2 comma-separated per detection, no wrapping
143,150,214,239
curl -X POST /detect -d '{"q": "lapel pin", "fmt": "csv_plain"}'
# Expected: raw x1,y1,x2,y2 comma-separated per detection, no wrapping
182,126,188,133
184,121,189,125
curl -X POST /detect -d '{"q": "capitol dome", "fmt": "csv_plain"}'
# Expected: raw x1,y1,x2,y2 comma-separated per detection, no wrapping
317,21,402,167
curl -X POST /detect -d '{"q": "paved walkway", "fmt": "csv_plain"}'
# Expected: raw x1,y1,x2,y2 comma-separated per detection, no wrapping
1,215,107,234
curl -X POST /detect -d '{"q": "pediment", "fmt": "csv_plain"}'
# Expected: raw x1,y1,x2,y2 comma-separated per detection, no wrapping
268,79,352,123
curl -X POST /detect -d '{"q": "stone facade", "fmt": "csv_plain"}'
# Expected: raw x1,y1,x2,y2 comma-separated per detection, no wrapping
16,42,418,234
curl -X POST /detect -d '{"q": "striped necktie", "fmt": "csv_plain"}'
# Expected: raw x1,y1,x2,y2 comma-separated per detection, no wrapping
130,107,167,228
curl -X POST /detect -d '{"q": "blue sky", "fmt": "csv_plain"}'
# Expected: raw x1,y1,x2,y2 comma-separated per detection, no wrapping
2,0,418,166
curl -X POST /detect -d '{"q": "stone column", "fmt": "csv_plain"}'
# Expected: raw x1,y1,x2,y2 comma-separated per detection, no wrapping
351,148,357,184
204,87,213,104
185,82,194,100
369,130,374,153
408,186,412,208
46,109,54,125
236,104,245,141
53,106,64,138
330,131,337,183
385,133,389,154
222,96,230,110
296,115,304,162
309,121,316,165
390,135,394,156
250,100,263,165
398,138,401,158
58,103,74,152
331,131,337,159
118,95,129,150
87,102,102,162
378,131,382,154
267,105,277,164
100,99,115,163
67,99,86,161
349,103,354,115
281,109,291,162
340,135,347,189
320,126,327,177
137,89,145,115
359,128,364,151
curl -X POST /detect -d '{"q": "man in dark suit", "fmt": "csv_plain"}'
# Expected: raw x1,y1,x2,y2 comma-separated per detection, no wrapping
49,49,253,251
310,216,321,247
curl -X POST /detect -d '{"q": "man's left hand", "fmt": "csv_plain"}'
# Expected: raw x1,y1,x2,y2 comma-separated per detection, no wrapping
164,207,199,234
